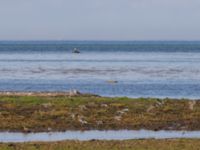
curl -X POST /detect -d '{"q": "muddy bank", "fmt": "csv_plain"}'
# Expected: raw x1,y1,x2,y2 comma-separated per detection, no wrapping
1,139,200,150
0,95,200,132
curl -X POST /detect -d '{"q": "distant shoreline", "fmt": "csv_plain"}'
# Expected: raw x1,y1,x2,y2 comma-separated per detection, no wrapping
0,91,199,100
0,91,98,97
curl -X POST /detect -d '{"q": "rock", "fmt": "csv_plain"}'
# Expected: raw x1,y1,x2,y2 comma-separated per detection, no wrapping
114,116,122,121
96,121,103,125
78,116,88,124
6,92,11,95
87,102,96,107
69,90,81,96
27,92,33,96
47,127,52,131
100,103,108,108
117,111,125,115
79,105,87,111
156,101,165,107
71,113,75,119
78,118,88,124
23,127,31,133
147,105,155,113
8,144,15,147
117,108,129,115
189,101,196,110
122,108,129,112
42,103,52,108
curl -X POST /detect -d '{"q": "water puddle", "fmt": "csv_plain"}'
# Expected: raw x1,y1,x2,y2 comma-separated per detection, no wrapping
1,130,200,143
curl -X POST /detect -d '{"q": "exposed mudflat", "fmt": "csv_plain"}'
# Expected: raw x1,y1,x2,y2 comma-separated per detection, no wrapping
0,94,200,132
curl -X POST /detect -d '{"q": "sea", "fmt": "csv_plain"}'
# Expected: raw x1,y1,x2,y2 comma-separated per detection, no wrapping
0,41,200,99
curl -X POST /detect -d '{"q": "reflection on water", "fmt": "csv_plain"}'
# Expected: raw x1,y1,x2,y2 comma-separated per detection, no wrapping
1,130,200,143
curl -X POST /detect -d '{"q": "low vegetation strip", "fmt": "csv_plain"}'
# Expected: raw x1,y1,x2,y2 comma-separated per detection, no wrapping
0,95,200,132
0,139,200,150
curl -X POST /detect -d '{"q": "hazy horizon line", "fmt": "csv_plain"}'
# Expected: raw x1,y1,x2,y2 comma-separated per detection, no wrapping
0,40,200,42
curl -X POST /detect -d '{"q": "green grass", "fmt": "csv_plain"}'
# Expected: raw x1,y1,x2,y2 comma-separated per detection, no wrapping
0,96,200,132
1,139,200,150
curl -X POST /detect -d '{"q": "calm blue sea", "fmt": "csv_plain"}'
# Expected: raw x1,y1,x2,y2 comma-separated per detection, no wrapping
1,41,200,98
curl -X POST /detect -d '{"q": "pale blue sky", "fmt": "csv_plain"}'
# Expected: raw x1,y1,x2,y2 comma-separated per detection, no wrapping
0,0,200,40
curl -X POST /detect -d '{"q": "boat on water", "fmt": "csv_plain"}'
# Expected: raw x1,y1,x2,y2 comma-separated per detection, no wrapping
72,48,80,53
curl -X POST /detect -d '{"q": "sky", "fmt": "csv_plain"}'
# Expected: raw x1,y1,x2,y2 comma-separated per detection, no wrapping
0,0,200,41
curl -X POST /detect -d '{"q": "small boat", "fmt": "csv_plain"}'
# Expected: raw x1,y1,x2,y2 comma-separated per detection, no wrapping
72,48,80,54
